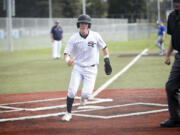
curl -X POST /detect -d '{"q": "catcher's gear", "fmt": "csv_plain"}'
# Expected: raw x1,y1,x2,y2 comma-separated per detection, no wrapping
77,14,91,28
104,58,112,75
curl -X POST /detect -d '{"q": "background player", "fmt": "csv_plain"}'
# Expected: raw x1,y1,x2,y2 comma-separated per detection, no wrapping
156,19,166,55
50,20,63,59
61,14,112,122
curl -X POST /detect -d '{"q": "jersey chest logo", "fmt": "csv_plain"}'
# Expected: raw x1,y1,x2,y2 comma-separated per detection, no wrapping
88,41,96,48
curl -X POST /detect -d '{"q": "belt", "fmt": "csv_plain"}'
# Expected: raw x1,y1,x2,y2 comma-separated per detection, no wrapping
77,64,96,67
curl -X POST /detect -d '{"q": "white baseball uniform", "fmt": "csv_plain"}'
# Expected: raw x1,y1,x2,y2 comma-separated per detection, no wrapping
52,40,62,58
64,30,106,99
51,25,63,59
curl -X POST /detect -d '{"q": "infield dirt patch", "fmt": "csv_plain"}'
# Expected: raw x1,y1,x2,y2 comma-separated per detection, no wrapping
0,89,179,135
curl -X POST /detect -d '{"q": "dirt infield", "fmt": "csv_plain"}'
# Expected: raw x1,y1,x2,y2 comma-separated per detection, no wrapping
0,89,179,135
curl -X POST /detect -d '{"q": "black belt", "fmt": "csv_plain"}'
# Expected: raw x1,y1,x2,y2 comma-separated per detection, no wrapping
77,64,95,67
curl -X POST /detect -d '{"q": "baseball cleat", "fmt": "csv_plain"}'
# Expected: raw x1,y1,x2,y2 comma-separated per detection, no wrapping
160,119,180,128
80,98,87,106
159,52,164,56
61,112,72,122
159,50,165,56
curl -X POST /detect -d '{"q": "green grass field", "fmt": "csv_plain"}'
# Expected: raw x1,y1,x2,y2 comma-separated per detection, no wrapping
0,35,173,94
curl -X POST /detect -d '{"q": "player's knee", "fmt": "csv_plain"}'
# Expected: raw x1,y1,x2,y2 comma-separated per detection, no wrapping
67,91,76,98
166,81,171,91
165,81,176,95
81,92,90,99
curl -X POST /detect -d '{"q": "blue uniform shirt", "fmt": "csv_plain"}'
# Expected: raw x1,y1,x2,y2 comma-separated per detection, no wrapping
51,26,63,41
158,25,166,36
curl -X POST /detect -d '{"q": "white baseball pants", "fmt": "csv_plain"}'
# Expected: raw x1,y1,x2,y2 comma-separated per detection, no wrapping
67,64,97,99
52,40,62,59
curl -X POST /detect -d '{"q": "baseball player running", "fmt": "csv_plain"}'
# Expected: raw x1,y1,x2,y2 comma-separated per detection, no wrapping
156,19,166,55
61,14,112,122
50,20,63,59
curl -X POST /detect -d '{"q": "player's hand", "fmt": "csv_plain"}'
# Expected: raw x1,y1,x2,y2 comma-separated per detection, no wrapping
165,56,170,65
65,55,73,66
67,59,74,66
104,58,112,75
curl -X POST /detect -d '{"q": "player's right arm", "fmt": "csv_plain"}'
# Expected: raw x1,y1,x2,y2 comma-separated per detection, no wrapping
50,27,54,42
64,35,74,67
50,33,54,42
165,37,174,65
64,53,73,67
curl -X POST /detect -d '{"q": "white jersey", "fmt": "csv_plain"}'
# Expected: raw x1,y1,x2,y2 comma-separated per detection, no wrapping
64,30,106,66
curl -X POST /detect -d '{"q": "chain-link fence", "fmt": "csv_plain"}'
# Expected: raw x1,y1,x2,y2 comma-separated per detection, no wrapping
0,17,157,52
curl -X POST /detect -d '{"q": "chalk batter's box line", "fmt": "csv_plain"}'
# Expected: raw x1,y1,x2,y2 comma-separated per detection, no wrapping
73,102,168,119
0,102,168,123
0,97,113,113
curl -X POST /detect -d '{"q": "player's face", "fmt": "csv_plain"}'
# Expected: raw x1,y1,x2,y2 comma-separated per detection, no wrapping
79,23,89,33
56,23,60,27
174,2,180,13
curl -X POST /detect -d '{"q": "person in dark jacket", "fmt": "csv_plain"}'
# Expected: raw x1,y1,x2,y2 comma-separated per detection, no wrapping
160,0,180,128
50,20,63,59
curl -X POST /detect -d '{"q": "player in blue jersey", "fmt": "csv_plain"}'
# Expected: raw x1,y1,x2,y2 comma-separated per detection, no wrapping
156,20,166,55
50,20,63,59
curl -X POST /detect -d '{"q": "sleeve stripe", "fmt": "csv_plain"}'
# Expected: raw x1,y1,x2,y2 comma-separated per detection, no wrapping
103,46,107,50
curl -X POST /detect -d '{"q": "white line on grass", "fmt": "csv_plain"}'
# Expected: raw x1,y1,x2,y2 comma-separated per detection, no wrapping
92,48,148,98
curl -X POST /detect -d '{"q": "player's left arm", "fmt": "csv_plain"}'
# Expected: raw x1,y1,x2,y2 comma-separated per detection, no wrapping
96,32,112,75
103,47,112,75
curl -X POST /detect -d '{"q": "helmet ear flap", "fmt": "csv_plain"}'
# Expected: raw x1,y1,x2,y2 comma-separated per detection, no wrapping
88,24,91,28
77,23,80,28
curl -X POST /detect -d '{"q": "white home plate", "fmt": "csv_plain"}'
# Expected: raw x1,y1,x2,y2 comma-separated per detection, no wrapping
77,105,105,110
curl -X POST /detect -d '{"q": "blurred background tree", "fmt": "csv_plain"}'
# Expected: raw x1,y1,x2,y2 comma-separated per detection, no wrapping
0,0,173,22
107,0,146,22
53,0,81,17
86,0,108,17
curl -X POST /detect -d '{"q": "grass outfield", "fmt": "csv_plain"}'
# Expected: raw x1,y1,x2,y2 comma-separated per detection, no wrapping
0,36,173,94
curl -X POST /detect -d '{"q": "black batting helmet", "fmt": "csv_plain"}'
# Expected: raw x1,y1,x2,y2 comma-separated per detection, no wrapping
77,14,91,28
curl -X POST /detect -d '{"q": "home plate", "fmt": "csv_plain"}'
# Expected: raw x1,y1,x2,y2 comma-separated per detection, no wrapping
77,105,105,110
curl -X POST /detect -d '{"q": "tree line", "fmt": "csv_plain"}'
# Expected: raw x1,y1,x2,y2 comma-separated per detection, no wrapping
0,0,171,22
